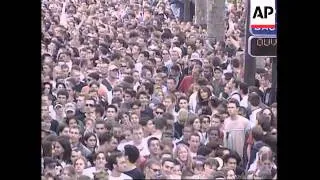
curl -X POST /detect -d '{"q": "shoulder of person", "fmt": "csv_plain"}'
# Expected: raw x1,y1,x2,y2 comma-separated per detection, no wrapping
121,173,133,179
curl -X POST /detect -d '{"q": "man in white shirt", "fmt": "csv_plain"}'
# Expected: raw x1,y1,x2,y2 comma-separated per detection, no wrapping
117,124,150,157
107,152,133,180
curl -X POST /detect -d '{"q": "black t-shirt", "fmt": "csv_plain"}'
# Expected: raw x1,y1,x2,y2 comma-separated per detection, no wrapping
174,122,184,139
124,167,145,180
75,110,86,123
50,119,59,134
73,81,86,93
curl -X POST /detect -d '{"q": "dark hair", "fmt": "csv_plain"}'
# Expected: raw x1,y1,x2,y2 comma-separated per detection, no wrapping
240,82,249,95
56,82,66,89
197,86,212,102
155,103,166,112
95,105,105,117
55,135,72,163
83,132,97,144
161,158,175,166
223,151,241,165
99,132,114,145
107,152,125,170
58,123,69,135
106,104,118,113
92,151,106,162
248,92,261,107
136,91,149,99
227,98,240,108
147,137,160,147
57,89,69,99
124,145,140,163
252,125,264,141
153,117,166,130
131,100,141,108
257,113,272,132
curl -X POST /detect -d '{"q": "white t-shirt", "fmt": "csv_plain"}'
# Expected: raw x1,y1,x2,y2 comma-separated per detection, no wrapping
117,139,150,157
82,167,96,179
249,108,262,128
108,171,133,180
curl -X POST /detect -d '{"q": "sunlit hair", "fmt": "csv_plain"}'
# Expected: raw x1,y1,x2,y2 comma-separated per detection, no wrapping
173,143,193,170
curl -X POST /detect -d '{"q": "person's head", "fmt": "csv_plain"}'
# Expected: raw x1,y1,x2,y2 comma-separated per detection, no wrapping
137,91,150,106
144,159,162,179
178,96,189,110
203,65,213,80
107,152,127,172
161,158,175,176
99,132,118,152
93,151,107,169
199,115,211,131
213,67,223,80
204,158,219,176
69,126,82,144
124,144,140,164
53,136,72,162
187,117,201,132
188,133,201,152
174,144,192,164
221,167,236,180
260,73,271,87
112,124,122,139
257,146,273,171
73,156,87,175
108,64,120,79
163,94,176,111
112,87,123,99
83,132,97,149
58,124,70,137
210,114,222,128
248,92,261,107
153,104,166,118
182,125,193,141
223,153,239,171
148,137,161,156
94,120,107,136
56,89,69,105
163,112,175,129
167,77,177,92
198,86,212,102
76,94,86,110
71,148,82,164
207,126,221,143
239,82,249,96
227,98,240,117
131,100,142,116
132,124,144,144
124,89,135,103
61,165,76,179
106,104,118,120
85,98,96,113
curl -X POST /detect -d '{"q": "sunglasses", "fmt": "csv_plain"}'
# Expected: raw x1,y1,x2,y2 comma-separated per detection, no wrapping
156,112,163,115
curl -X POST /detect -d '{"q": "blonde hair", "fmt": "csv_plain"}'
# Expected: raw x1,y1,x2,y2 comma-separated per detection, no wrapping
173,144,193,170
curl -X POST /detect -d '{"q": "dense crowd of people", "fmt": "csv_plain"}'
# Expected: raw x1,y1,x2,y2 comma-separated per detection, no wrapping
41,0,277,179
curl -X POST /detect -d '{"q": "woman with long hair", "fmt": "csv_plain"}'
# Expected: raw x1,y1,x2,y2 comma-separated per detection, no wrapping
52,135,72,167
173,144,193,171
82,132,98,154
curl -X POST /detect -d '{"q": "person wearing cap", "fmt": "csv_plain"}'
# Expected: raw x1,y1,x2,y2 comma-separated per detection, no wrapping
65,102,77,120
